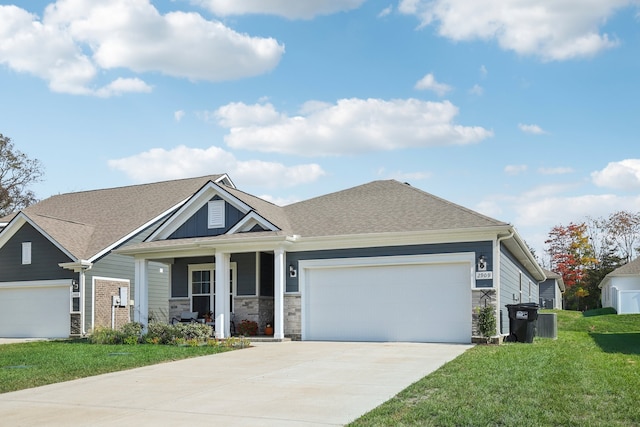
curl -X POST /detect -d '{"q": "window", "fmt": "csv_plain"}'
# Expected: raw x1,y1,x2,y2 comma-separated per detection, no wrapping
208,200,225,229
22,242,32,265
188,263,236,318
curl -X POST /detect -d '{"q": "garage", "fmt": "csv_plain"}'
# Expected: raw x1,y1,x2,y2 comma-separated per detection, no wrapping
300,254,474,343
0,280,71,338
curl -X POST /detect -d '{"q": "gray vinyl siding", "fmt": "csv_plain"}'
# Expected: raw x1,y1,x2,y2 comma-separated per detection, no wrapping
499,246,539,334
169,198,245,239
85,223,170,330
0,222,75,282
285,241,494,293
539,280,556,300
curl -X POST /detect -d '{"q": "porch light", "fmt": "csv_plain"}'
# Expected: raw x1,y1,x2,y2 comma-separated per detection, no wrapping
477,255,487,271
289,264,297,278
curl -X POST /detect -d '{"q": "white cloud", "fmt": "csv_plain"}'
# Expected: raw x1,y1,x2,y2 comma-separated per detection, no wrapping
95,78,153,97
192,0,365,19
399,0,628,61
0,1,284,96
469,84,484,96
480,65,488,77
538,166,574,175
414,73,452,96
174,110,186,122
213,98,493,156
518,123,547,134
592,159,640,190
108,145,325,188
505,164,528,175
378,5,393,18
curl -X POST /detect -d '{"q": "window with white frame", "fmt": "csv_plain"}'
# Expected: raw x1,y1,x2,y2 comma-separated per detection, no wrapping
21,242,32,265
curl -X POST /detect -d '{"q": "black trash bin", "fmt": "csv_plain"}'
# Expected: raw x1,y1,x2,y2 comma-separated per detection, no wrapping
505,303,539,343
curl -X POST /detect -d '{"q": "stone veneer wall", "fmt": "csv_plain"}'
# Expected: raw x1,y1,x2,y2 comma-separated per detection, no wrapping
284,295,301,340
168,298,191,322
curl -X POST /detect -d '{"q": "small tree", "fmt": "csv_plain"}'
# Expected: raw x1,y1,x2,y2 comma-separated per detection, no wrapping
477,305,497,343
0,134,44,216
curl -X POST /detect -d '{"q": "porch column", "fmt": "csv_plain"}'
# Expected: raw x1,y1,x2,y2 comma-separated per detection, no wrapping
134,258,149,327
215,252,230,338
274,248,285,340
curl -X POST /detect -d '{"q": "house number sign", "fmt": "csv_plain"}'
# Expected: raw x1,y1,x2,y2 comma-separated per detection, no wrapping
475,271,493,280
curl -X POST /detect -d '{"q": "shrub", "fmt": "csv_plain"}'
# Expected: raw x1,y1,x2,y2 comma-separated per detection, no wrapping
89,327,125,344
237,319,258,336
145,322,181,345
477,305,497,342
174,322,213,341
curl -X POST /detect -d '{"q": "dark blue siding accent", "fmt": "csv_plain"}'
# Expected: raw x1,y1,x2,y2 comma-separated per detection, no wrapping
285,241,493,293
0,223,75,282
170,254,256,297
169,200,245,239
234,252,256,296
260,252,274,297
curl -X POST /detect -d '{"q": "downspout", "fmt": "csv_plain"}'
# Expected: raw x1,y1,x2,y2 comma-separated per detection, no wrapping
495,230,514,336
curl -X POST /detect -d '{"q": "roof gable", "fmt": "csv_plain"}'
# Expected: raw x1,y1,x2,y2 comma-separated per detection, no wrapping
148,181,280,241
0,174,230,261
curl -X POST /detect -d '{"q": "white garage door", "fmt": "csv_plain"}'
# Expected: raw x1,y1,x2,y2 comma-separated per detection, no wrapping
0,280,71,338
301,255,473,343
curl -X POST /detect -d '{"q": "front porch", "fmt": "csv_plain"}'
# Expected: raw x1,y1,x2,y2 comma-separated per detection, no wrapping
133,245,296,340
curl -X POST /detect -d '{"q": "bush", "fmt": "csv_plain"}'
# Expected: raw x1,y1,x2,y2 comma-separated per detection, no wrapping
144,322,212,345
89,327,125,344
477,305,497,341
89,322,144,345
145,322,181,345
237,319,258,336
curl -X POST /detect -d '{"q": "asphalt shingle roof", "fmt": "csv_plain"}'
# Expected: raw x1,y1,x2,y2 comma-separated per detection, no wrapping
7,177,512,260
283,180,508,237
20,175,225,260
608,256,640,276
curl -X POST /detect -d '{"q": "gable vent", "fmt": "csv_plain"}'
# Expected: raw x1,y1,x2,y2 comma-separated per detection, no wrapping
208,200,225,229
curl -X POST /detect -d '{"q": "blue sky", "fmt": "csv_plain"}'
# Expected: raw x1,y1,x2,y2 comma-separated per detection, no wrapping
1,0,640,261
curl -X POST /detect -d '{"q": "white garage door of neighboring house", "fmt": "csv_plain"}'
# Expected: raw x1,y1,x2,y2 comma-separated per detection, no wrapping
0,280,71,338
301,254,474,343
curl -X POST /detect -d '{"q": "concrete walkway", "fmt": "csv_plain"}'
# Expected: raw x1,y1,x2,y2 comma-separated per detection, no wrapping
0,341,472,426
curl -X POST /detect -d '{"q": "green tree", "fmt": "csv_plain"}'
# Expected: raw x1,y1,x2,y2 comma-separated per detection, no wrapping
0,134,44,217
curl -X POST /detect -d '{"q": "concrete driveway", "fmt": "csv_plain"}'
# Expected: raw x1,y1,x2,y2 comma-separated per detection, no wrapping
0,341,471,426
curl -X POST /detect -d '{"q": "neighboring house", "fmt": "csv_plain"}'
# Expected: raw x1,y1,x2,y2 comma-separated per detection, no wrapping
0,176,545,343
0,174,234,338
539,269,565,309
599,257,640,314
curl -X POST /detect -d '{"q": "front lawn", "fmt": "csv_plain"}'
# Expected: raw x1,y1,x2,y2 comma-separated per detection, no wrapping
350,309,640,426
0,339,234,393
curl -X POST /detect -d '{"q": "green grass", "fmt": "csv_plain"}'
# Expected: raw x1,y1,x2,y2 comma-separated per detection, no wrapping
350,309,640,427
0,339,233,393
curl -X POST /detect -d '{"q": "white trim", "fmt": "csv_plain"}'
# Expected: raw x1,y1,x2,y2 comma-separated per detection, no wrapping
0,279,73,290
227,211,279,234
148,182,252,241
89,200,189,262
0,213,77,261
